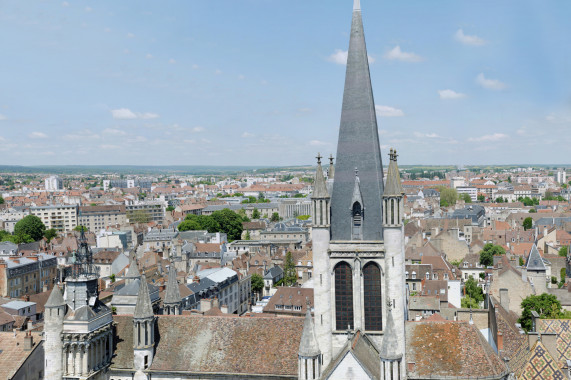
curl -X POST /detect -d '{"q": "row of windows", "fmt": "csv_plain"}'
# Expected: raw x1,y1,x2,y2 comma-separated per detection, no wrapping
334,261,383,331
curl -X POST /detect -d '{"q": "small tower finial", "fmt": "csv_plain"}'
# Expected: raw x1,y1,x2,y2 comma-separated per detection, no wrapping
353,0,361,11
355,167,359,177
316,153,322,165
329,154,334,165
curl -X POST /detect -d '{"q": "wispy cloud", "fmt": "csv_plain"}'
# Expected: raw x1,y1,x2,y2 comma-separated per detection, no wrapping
476,73,507,90
438,89,466,99
63,129,100,140
61,1,69,6
384,46,423,62
127,33,135,38
309,140,329,146
169,58,176,64
327,49,375,65
111,108,159,120
413,132,440,138
241,132,255,138
468,133,508,142
192,126,205,133
103,128,127,136
146,53,153,59
28,132,48,139
375,105,404,117
85,6,93,12
455,29,486,46
0,114,6,120
99,144,120,150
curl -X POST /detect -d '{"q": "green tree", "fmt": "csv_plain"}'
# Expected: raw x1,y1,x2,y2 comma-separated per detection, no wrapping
464,276,484,303
460,193,472,203
439,188,458,207
270,212,280,222
252,208,260,219
523,217,533,231
529,208,537,213
166,206,175,212
495,197,504,203
178,219,202,231
519,256,525,266
461,297,480,309
477,194,485,202
251,273,264,294
236,209,250,222
14,215,46,241
110,274,116,283
279,251,297,286
74,225,87,232
519,293,562,332
210,209,244,241
479,243,506,266
0,196,4,204
245,230,251,240
559,246,568,257
44,228,58,243
128,210,151,224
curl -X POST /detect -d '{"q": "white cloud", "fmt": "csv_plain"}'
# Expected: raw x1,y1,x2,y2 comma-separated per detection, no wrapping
201,138,211,144
127,136,147,143
61,1,69,6
192,126,205,133
127,33,135,38
241,132,255,138
146,53,153,59
104,27,111,33
63,129,100,140
85,6,92,12
0,114,6,120
455,29,486,46
192,64,199,69
238,74,245,80
103,128,127,136
413,132,440,138
298,108,312,113
169,58,176,64
215,69,222,75
476,73,507,90
0,136,6,142
384,46,423,62
111,108,159,120
183,139,196,144
468,133,508,142
111,108,137,119
438,89,466,99
260,80,268,85
309,140,329,146
99,144,120,150
327,49,375,65
375,105,404,117
28,132,48,139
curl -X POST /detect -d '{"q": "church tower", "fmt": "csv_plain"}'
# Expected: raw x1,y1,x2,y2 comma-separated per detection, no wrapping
382,148,406,378
133,274,156,376
298,302,322,380
44,285,66,380
163,260,182,315
312,0,391,370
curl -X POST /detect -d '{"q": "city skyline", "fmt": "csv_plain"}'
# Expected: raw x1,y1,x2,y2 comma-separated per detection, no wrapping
1,1,570,166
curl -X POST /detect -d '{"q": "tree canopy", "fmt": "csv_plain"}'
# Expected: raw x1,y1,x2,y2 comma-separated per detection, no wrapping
460,193,472,203
252,208,260,219
559,246,568,257
523,217,533,231
479,243,506,266
519,293,570,332
439,188,458,207
178,209,243,241
44,228,58,243
270,212,280,222
462,276,484,308
14,215,46,241
251,273,264,293
277,251,298,286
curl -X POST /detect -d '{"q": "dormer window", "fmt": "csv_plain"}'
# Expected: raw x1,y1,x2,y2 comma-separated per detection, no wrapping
412,271,416,279
352,202,363,240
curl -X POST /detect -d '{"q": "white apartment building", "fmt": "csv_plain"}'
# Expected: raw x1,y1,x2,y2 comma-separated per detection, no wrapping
456,186,477,202
44,176,63,191
30,204,78,232
557,170,567,184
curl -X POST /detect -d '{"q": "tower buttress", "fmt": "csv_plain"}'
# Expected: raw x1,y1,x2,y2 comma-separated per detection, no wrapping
311,153,333,367
163,260,182,315
298,300,321,380
133,274,156,375
382,148,406,378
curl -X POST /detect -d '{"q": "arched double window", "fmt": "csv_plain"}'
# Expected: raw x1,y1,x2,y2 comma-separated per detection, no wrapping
334,262,354,330
363,262,382,331
352,202,363,240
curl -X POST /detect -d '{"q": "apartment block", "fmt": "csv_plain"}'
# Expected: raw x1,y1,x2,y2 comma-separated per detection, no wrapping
30,204,78,232
78,205,127,232
0,254,57,298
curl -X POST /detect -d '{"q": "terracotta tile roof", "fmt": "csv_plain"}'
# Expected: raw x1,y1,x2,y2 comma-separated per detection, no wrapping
406,321,507,378
112,315,304,376
0,331,43,379
195,243,221,253
263,287,313,315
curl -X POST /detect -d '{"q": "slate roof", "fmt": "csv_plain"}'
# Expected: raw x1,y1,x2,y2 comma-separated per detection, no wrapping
406,321,508,378
298,306,320,356
384,149,404,196
526,243,546,271
321,330,380,380
312,158,329,199
163,263,181,306
134,275,154,319
379,309,401,360
520,340,566,379
45,285,65,308
330,0,384,241
112,315,304,376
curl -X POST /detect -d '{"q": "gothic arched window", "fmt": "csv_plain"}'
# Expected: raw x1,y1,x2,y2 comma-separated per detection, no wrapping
334,262,354,330
363,262,382,331
352,202,362,240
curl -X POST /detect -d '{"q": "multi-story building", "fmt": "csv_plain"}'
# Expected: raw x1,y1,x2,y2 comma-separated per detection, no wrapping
30,204,78,233
456,186,477,202
187,267,247,314
78,205,127,232
278,198,312,218
126,202,165,224
143,227,178,250
0,207,28,233
103,178,152,191
44,175,63,191
0,253,58,297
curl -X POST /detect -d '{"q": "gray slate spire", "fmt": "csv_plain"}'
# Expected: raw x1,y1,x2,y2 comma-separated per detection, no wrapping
134,275,154,319
384,149,404,196
45,285,65,308
163,263,181,306
379,301,402,360
298,304,320,357
330,1,384,241
313,153,329,199
526,243,546,271
126,252,141,278
351,170,364,206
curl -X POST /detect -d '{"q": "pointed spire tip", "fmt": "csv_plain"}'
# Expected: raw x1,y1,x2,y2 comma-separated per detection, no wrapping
353,0,361,11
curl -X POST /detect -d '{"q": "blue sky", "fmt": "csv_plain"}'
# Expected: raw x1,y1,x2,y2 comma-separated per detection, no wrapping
1,1,570,166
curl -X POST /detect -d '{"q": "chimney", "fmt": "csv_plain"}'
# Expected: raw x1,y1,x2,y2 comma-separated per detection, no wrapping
221,304,229,314
27,320,33,331
499,288,510,311
497,331,504,351
24,332,33,351
213,297,219,309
